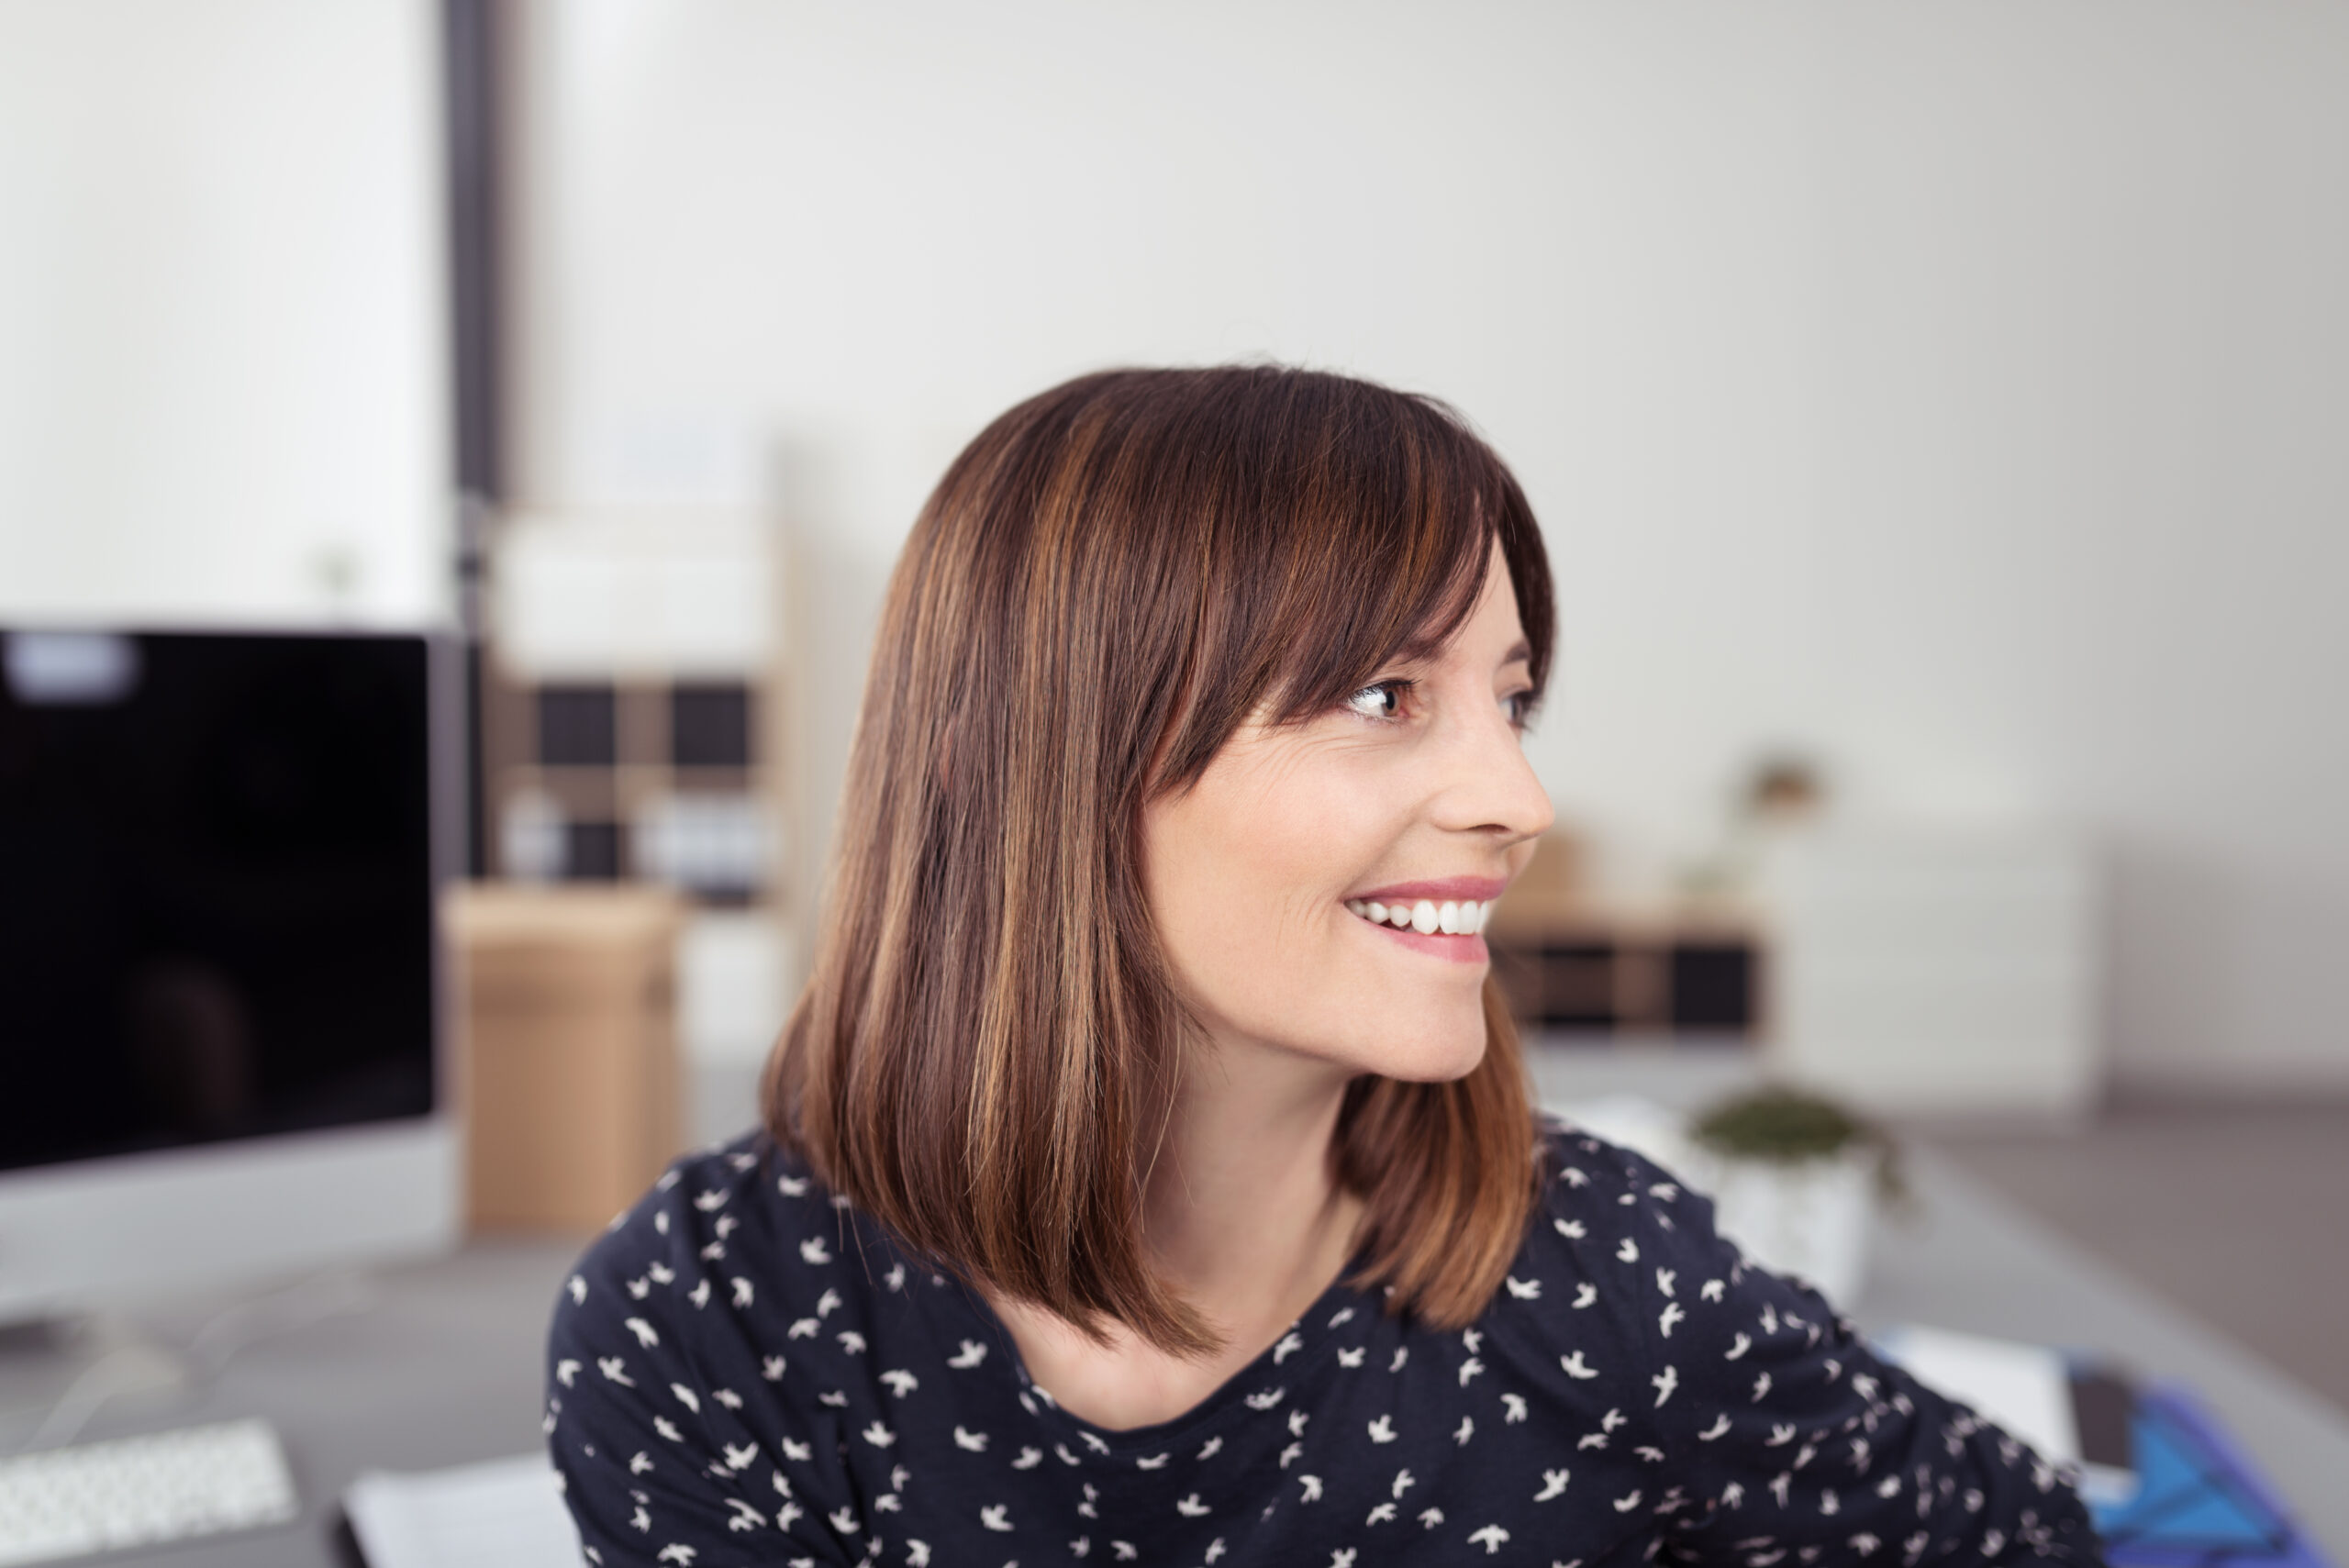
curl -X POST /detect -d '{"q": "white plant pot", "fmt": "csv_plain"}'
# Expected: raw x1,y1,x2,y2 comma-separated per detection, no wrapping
1680,1146,1878,1309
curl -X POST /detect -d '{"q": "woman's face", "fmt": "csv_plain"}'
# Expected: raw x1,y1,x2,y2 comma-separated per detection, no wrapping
1142,543,1553,1083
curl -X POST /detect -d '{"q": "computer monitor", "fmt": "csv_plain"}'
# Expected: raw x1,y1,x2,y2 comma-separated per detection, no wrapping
0,628,462,1322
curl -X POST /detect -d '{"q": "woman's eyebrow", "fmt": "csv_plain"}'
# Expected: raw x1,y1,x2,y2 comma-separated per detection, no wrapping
1398,635,1531,670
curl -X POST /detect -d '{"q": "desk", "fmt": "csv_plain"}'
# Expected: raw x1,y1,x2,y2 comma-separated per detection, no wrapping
0,1240,577,1568
5,1097,2345,1564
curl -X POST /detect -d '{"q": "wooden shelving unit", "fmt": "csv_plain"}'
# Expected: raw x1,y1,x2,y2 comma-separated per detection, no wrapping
1485,838,1769,1040
1487,906,1767,1038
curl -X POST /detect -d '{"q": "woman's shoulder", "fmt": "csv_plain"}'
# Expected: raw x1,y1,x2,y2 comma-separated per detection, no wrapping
1471,1115,1774,1378
545,1136,927,1561
549,1131,895,1366
1526,1111,1716,1263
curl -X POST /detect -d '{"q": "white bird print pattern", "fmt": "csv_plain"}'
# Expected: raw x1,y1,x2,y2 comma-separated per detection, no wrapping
544,1124,2100,1568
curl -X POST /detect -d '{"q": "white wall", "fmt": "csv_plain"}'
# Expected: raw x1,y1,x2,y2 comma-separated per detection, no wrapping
0,0,450,628
508,1,2349,1094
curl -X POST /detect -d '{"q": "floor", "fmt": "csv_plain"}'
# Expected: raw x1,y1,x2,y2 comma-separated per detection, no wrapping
1926,1099,2349,1420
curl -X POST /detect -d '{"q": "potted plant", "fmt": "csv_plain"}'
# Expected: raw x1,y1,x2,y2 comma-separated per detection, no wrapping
1678,1084,1904,1308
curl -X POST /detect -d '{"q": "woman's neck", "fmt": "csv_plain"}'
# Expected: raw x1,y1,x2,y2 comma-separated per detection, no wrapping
1142,1039,1361,1318
981,1039,1364,1431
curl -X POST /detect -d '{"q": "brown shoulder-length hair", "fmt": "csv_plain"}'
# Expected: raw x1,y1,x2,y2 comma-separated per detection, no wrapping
763,365,1555,1356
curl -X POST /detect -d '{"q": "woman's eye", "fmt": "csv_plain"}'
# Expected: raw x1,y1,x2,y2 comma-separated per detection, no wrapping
1342,680,1409,722
1501,689,1538,730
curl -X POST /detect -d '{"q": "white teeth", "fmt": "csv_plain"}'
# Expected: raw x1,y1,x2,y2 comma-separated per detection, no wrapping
1347,897,1489,935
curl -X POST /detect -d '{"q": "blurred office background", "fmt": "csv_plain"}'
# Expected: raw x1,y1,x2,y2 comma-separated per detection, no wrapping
5,0,2345,1431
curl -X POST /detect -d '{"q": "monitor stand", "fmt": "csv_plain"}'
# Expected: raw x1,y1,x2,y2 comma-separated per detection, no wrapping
0,1309,195,1453
0,1270,376,1455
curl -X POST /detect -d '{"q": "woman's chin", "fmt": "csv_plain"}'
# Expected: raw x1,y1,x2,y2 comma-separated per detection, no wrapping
1350,1025,1488,1085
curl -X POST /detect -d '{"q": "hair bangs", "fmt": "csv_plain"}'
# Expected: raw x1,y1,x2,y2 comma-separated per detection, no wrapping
1259,412,1508,728
1151,379,1554,792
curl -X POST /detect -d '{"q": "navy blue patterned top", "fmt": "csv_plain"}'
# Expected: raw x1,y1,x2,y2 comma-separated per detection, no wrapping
544,1123,2102,1566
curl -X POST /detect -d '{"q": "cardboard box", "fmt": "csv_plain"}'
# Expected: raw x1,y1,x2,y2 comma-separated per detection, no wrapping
446,884,686,1232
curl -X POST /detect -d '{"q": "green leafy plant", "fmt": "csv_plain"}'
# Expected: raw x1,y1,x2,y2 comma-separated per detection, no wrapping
1689,1084,1909,1208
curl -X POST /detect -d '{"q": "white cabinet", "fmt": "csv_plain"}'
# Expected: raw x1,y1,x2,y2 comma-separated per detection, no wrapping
1758,826,2101,1120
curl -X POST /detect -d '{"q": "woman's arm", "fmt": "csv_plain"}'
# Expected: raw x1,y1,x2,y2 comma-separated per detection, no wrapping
1594,1143,2105,1565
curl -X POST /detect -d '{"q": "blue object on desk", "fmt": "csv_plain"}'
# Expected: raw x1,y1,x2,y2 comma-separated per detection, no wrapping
2095,1383,2332,1567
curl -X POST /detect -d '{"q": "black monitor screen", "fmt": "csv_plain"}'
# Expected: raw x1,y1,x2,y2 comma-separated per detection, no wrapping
0,630,438,1175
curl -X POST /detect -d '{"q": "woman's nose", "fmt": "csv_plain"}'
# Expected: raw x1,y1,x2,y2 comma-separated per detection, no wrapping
1433,702,1553,844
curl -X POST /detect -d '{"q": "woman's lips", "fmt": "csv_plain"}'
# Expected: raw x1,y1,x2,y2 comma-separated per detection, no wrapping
1348,875,1508,905
1355,918,1489,964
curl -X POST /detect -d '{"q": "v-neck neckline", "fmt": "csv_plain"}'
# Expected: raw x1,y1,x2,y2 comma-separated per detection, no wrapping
941,1251,1376,1454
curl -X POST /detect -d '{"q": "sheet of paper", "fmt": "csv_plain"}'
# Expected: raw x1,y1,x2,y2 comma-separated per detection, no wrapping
343,1453,582,1568
1876,1323,2081,1465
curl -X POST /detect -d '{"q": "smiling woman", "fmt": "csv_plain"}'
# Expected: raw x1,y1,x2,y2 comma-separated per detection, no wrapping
774,368,1556,1364
545,367,2104,1568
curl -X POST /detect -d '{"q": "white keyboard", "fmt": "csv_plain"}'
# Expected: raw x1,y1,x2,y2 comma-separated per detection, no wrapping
0,1418,299,1566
